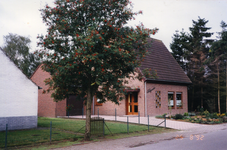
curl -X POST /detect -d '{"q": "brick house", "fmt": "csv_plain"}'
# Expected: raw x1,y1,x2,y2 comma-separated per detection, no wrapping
31,38,191,117
30,65,84,117
93,38,191,117
0,48,38,131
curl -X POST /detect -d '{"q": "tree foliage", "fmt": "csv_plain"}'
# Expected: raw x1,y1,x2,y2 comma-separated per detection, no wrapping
170,29,189,70
171,18,227,113
2,33,41,77
170,17,214,111
37,0,158,140
206,21,227,113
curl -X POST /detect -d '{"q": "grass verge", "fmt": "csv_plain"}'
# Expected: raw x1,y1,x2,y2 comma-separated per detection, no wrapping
0,117,176,149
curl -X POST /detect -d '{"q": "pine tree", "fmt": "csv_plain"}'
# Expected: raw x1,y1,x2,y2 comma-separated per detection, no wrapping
207,21,227,113
170,17,213,111
170,29,190,71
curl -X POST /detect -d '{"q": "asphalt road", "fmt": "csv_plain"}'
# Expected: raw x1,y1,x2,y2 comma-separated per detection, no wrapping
55,123,227,150
128,129,227,150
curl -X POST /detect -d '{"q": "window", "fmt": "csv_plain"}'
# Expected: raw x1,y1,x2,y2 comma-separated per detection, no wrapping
168,92,174,109
176,92,182,109
95,96,102,106
155,91,161,108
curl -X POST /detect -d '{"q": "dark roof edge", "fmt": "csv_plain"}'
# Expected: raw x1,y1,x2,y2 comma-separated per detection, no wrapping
145,78,192,85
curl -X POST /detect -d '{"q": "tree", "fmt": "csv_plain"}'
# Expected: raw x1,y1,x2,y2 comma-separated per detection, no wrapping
188,17,213,109
170,29,189,71
37,0,158,140
207,21,227,113
170,17,213,111
2,33,41,77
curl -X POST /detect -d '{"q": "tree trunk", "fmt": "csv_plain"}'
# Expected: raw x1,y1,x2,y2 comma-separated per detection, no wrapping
201,87,203,108
217,66,221,114
191,77,195,111
84,84,93,141
226,61,227,113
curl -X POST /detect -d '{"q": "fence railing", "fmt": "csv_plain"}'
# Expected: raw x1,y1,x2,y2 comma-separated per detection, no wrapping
0,121,78,149
1,109,167,149
67,108,167,129
156,115,166,128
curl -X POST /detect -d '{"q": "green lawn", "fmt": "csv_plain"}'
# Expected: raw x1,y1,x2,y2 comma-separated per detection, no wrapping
38,117,152,135
0,128,79,148
38,117,86,133
0,117,174,149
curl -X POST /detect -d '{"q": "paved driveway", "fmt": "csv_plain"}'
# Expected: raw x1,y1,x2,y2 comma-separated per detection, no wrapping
61,115,207,130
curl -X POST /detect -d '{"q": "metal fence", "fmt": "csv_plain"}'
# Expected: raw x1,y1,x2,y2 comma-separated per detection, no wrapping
1,109,167,149
0,121,78,149
70,108,167,128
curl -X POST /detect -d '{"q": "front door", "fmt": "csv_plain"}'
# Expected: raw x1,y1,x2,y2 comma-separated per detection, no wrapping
126,93,138,115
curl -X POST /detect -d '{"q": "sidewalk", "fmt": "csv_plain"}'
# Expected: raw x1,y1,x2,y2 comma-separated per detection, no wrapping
60,115,208,130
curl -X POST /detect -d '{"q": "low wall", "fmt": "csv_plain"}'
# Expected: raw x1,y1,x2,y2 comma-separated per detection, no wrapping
0,116,37,131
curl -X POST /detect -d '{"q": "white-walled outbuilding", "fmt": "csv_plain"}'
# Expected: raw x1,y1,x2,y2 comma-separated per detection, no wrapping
0,49,38,131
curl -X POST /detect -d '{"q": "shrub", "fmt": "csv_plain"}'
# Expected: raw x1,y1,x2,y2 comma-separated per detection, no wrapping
162,113,167,117
195,118,202,123
210,113,218,119
223,116,227,122
188,112,196,116
206,118,211,122
220,113,225,117
184,116,190,119
203,110,209,116
219,118,223,123
175,114,184,120
184,112,189,116
199,108,204,114
156,115,164,118
203,121,208,124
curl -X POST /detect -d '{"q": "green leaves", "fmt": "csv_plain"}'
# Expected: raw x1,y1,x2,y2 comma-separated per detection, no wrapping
2,33,41,77
37,0,157,102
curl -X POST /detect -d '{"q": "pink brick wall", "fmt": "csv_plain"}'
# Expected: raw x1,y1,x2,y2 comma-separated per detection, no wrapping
94,73,145,116
56,99,67,116
94,77,188,117
31,65,66,117
31,65,188,117
146,83,188,116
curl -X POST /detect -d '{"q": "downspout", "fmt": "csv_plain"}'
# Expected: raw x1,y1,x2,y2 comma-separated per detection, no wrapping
145,81,147,117
93,96,94,115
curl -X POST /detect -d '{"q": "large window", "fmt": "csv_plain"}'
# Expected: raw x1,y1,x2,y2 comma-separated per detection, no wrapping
176,92,182,109
168,92,174,109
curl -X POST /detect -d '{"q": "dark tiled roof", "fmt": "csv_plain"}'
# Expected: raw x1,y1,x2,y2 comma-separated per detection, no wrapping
140,38,191,84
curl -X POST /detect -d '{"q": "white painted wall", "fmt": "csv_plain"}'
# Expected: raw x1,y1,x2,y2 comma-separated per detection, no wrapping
0,50,38,117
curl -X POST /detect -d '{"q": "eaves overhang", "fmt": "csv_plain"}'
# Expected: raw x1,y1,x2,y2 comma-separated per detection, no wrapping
145,78,192,86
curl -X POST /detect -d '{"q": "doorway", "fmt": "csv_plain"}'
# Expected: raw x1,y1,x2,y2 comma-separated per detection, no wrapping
126,93,138,115
67,95,84,115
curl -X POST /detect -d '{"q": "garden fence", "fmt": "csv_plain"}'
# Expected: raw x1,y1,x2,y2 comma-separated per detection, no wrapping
68,108,167,128
1,109,166,149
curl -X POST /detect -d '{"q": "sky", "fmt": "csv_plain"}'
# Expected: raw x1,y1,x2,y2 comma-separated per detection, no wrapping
0,0,227,53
